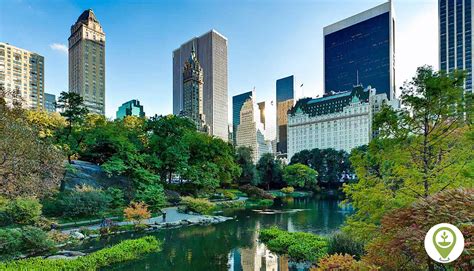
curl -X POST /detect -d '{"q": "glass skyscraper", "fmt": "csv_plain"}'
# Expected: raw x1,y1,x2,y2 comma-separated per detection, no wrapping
276,75,295,155
232,91,253,145
439,0,472,92
116,99,145,120
324,1,395,100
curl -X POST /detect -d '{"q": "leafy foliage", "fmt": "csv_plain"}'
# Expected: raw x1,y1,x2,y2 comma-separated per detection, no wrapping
290,148,351,187
3,197,42,225
363,188,473,270
135,183,166,211
105,187,126,209
180,196,215,215
327,232,365,260
259,227,328,262
256,153,284,190
0,236,161,270
124,202,151,224
283,163,318,189
235,146,258,185
314,253,379,271
239,184,274,200
0,226,55,260
280,187,295,194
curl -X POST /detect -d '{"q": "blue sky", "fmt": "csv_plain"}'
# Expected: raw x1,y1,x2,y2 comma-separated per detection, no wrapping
0,0,437,120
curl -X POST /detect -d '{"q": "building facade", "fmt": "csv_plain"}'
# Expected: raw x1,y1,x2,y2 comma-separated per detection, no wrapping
276,75,295,156
324,1,395,100
116,99,145,120
232,90,253,145
69,9,106,115
439,0,472,92
182,45,208,132
173,30,228,140
236,97,272,163
0,42,44,110
44,93,56,113
287,85,398,160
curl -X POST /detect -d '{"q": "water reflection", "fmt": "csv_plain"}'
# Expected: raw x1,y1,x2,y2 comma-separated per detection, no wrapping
81,196,350,271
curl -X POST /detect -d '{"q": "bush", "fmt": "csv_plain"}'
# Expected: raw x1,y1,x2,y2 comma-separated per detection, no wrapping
48,188,111,218
223,190,238,200
124,202,151,224
165,190,181,205
4,198,42,225
135,184,166,211
0,226,54,260
246,199,274,207
0,236,161,270
315,253,379,271
105,187,125,209
217,200,245,209
327,232,365,260
259,227,328,262
180,197,215,215
239,184,274,200
281,187,295,194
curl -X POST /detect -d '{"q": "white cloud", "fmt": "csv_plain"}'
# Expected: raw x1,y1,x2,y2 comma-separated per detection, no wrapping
50,43,68,54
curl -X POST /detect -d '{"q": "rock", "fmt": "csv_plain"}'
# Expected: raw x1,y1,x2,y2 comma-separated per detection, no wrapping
46,255,80,260
70,231,85,240
57,250,86,257
89,234,99,238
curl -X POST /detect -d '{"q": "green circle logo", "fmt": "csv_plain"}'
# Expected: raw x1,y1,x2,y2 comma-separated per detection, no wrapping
425,223,465,263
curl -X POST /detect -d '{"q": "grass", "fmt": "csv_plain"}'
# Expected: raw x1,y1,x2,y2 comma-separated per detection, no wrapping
0,236,161,270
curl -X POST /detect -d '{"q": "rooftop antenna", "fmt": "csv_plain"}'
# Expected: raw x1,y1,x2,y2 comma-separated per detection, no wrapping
356,69,359,86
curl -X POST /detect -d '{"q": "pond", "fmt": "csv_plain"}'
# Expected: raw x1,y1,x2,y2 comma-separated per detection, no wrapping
75,195,352,271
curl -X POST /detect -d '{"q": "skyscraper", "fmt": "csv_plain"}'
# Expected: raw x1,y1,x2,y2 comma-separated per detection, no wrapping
439,0,472,92
232,91,253,145
173,30,228,141
0,42,44,110
69,9,106,115
276,75,295,155
116,99,145,120
182,44,207,132
324,1,395,99
257,101,266,129
44,93,56,113
236,96,272,163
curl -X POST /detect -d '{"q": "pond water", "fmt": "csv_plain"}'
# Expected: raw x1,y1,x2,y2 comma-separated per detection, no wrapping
76,195,352,271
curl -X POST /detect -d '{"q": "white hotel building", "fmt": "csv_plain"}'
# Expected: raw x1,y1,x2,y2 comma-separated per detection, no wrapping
287,85,398,160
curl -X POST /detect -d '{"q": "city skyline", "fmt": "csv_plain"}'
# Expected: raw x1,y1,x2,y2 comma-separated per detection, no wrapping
0,0,438,121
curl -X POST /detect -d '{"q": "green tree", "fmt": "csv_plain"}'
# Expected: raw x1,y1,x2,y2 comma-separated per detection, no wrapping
283,163,318,189
343,66,474,242
235,146,258,185
256,153,283,190
54,91,89,164
135,183,166,212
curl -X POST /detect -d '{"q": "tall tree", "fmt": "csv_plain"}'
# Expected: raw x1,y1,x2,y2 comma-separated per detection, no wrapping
235,146,258,185
54,91,89,164
343,66,474,242
283,163,318,189
256,153,283,190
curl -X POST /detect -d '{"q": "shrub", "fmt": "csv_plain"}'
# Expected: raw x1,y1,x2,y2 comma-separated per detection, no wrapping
239,184,274,200
281,187,295,194
364,188,473,270
105,187,125,209
180,197,215,215
223,190,238,200
4,197,42,225
217,200,245,209
327,232,365,260
165,190,181,205
0,226,54,260
259,227,328,262
135,184,166,211
315,253,379,271
124,202,151,224
246,198,274,207
50,188,111,218
0,236,161,270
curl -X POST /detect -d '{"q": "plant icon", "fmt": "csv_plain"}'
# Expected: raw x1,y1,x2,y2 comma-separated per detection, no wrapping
438,231,451,247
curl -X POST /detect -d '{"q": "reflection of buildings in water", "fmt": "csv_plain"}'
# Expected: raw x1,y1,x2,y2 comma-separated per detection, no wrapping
228,222,287,271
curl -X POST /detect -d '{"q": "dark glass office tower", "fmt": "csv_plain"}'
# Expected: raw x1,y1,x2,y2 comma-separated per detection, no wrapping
440,0,472,92
276,75,295,155
324,1,395,100
232,91,253,145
